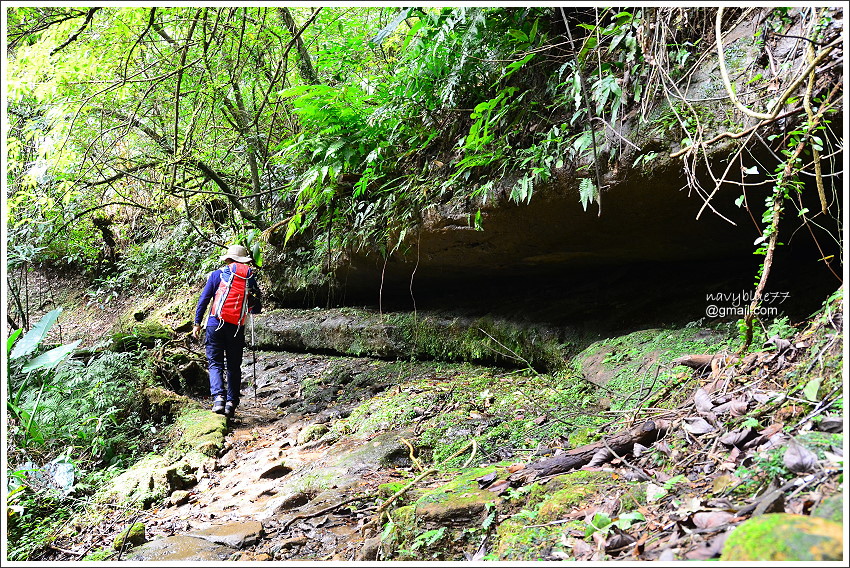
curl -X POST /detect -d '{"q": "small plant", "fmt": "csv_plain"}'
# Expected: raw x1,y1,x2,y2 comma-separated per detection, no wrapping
407,527,447,557
583,510,645,539
765,316,797,340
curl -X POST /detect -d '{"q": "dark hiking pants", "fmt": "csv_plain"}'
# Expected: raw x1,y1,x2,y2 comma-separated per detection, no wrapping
205,322,245,406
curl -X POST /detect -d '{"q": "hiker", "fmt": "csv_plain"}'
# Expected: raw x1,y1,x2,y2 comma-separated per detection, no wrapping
192,244,262,417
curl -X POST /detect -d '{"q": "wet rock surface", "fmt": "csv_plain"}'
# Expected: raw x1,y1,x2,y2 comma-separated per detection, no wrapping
122,534,236,561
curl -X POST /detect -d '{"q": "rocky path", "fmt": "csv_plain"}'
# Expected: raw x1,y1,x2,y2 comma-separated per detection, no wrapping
118,351,414,561
41,298,844,563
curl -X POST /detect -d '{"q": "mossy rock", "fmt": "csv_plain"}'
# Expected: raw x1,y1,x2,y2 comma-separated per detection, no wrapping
174,408,228,457
381,467,502,559
99,451,213,509
96,408,223,508
378,481,408,499
415,487,494,526
535,471,609,522
721,513,844,561
97,454,171,508
332,429,415,469
377,481,422,507
811,493,843,524
517,470,609,512
297,423,329,445
142,386,192,422
494,518,566,561
411,467,501,529
383,504,417,550
82,547,115,561
112,320,172,351
113,522,147,550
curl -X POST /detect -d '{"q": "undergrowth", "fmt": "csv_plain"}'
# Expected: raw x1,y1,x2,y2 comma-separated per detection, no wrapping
6,314,164,561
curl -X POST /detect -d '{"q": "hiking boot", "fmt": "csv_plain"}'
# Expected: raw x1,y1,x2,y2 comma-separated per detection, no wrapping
212,396,226,414
224,401,236,417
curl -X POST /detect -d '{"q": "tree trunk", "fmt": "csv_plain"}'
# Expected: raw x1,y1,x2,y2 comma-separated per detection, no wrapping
227,81,264,213
277,7,319,85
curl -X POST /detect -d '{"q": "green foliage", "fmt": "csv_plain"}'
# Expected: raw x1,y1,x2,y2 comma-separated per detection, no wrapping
584,510,645,538
410,526,447,552
6,6,841,316
6,308,160,561
5,483,75,561
9,349,152,465
579,178,598,212
7,309,82,446
9,308,64,360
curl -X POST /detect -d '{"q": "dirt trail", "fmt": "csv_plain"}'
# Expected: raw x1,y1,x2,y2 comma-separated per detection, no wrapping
119,350,410,561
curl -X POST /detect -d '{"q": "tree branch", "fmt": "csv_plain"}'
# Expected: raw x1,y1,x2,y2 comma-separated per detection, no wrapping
84,161,161,187
49,8,100,56
101,109,268,230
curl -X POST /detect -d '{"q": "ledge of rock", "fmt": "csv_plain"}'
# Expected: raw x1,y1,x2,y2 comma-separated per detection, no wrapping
253,307,585,372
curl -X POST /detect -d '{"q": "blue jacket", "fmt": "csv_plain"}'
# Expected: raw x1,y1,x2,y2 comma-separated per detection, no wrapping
195,264,262,327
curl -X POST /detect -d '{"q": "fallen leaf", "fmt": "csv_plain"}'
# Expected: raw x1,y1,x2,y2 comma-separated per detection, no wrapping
587,448,613,467
676,496,702,515
476,471,498,489
507,463,525,473
719,398,750,416
653,470,673,483
755,431,789,451
815,416,843,433
682,417,715,435
487,480,511,495
823,450,843,465
562,535,594,559
719,427,753,447
646,483,667,502
591,531,607,550
764,336,792,353
758,423,784,438
533,415,547,425
693,388,714,413
802,377,823,402
605,530,636,552
684,532,727,560
653,441,673,457
692,511,735,528
783,441,818,473
711,474,739,493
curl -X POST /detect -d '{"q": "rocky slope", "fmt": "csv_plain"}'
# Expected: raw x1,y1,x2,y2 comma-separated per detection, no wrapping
37,287,844,562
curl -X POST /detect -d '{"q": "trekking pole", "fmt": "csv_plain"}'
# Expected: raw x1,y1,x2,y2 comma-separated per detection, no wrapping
250,313,257,401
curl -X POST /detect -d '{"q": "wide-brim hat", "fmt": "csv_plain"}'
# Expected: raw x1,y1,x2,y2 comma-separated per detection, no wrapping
220,244,253,264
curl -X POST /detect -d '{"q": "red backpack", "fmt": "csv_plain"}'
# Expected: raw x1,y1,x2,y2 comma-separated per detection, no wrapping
210,263,252,325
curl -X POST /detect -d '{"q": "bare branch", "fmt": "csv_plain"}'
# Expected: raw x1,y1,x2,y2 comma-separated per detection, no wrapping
49,8,100,56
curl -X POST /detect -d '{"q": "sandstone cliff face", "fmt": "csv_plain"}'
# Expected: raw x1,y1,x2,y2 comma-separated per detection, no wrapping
265,7,842,320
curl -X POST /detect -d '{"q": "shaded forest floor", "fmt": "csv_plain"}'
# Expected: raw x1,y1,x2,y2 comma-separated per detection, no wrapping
29,294,843,561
